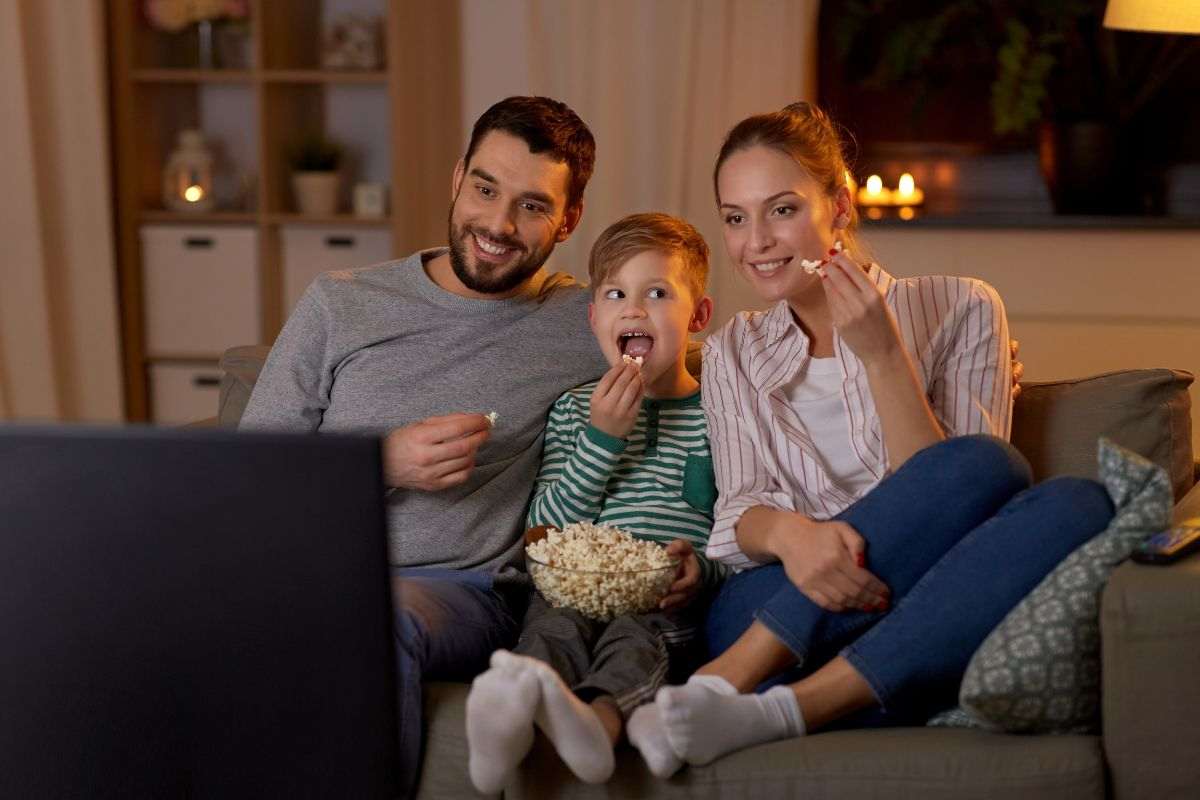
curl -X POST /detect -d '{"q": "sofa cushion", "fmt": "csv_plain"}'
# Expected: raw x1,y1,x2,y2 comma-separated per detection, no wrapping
416,683,1103,799
954,438,1172,734
1011,369,1194,502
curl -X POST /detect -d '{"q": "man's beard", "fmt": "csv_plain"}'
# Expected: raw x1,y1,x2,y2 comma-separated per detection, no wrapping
447,212,553,295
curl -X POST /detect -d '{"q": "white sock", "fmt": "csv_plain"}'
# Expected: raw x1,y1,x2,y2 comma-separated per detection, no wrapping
465,651,541,794
658,676,806,765
627,702,684,778
497,651,615,784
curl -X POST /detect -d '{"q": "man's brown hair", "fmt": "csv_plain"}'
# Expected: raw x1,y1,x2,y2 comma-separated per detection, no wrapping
588,212,709,301
463,96,595,213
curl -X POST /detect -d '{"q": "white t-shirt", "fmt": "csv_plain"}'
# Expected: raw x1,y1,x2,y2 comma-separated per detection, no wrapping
780,356,875,496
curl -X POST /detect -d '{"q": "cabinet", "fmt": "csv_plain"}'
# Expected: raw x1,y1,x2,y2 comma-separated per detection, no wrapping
108,0,461,422
281,226,393,314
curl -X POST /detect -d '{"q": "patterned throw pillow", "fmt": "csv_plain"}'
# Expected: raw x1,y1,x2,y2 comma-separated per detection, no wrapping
929,437,1172,734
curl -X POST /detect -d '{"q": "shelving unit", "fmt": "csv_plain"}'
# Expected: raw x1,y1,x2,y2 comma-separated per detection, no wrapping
108,0,461,421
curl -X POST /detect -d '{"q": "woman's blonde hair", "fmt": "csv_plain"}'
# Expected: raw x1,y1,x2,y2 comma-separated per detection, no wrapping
713,101,866,259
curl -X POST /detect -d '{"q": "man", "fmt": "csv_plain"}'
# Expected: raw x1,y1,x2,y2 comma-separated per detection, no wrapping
239,96,608,798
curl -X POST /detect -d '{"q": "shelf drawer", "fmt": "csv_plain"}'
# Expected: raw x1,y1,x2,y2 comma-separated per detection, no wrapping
282,227,393,315
140,225,260,356
149,362,222,425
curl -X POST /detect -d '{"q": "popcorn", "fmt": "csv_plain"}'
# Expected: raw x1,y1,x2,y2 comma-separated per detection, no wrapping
800,239,843,274
527,522,675,621
484,411,499,427
621,354,644,367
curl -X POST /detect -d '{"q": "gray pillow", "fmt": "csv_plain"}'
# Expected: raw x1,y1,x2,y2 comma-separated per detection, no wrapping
932,437,1172,734
1010,369,1193,503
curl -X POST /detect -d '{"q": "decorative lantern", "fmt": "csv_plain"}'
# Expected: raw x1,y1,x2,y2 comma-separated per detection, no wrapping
163,129,215,212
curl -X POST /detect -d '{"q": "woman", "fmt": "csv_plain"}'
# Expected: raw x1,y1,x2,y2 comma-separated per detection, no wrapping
626,102,1115,776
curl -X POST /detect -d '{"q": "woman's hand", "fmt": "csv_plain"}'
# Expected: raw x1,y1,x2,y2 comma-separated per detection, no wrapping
590,361,644,438
820,253,904,366
659,539,702,611
768,512,890,613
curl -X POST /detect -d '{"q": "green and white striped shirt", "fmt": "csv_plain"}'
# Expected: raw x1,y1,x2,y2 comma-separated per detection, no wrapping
527,381,722,587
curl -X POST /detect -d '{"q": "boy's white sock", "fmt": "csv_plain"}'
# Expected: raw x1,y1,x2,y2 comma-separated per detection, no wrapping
497,651,615,784
658,675,806,765
627,702,684,778
465,651,541,794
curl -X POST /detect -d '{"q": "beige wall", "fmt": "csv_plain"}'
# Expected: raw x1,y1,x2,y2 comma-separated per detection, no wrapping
0,0,123,422
860,228,1200,454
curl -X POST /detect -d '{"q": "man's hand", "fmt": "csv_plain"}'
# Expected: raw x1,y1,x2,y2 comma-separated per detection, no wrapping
769,513,890,613
1010,338,1024,400
659,539,702,611
590,361,643,439
382,413,491,491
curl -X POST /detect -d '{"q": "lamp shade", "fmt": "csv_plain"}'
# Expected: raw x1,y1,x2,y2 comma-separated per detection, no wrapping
1104,0,1200,34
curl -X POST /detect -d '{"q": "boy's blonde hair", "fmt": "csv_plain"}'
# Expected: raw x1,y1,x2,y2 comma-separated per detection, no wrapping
588,212,709,302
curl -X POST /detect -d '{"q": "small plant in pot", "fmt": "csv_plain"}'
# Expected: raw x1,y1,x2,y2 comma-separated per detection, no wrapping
289,134,344,216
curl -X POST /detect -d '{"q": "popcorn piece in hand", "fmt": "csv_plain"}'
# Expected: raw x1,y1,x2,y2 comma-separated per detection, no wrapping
621,354,644,367
485,411,499,427
799,239,843,274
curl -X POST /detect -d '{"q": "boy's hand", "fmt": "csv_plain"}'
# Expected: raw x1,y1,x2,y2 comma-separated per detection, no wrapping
659,539,702,611
590,361,644,439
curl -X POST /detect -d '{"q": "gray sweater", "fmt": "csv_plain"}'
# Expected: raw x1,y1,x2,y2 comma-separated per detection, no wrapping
240,249,608,578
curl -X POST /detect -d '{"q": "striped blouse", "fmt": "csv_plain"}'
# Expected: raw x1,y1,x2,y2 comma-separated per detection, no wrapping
701,264,1013,570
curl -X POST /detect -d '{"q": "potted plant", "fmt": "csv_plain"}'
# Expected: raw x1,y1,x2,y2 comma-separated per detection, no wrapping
289,134,344,217
834,0,1200,214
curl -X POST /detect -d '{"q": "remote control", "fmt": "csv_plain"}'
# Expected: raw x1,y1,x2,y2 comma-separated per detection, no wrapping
1131,518,1200,565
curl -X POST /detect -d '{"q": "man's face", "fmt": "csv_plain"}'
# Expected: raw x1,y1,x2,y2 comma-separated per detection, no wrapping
447,131,577,296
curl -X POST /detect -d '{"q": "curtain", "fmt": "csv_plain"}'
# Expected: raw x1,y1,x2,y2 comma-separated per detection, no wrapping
0,0,123,421
460,0,820,329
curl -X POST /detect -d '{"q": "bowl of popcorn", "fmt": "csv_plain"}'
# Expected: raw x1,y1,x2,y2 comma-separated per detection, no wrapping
525,522,678,622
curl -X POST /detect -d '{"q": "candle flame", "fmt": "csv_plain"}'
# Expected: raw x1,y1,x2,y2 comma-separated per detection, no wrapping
898,173,915,196
866,175,883,195
184,185,205,203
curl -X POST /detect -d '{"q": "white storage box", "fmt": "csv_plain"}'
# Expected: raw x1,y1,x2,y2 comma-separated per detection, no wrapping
140,225,260,357
149,362,222,425
281,226,393,315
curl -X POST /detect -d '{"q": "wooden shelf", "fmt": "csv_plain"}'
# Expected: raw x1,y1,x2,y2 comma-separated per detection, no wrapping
140,210,259,224
110,0,459,422
260,69,388,84
145,354,226,364
132,69,255,84
265,213,392,227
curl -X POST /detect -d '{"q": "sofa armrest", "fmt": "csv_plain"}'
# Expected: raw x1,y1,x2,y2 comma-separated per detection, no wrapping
1101,546,1200,799
217,345,272,427
1177,466,1200,522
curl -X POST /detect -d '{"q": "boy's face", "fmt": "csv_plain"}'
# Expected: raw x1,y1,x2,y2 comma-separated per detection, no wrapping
588,250,711,395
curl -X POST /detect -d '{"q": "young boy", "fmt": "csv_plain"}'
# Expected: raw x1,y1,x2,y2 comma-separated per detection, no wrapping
465,213,720,792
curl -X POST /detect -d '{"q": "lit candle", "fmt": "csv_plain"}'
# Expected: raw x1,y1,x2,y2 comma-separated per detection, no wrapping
894,173,924,206
184,185,205,203
856,174,893,206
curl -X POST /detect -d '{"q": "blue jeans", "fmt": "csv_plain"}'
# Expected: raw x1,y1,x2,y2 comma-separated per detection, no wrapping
392,569,523,799
705,435,1114,724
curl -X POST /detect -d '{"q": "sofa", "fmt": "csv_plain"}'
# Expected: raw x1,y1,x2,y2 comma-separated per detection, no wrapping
214,345,1200,799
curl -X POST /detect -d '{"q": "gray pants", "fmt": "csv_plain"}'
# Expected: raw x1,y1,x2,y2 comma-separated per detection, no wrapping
514,593,704,718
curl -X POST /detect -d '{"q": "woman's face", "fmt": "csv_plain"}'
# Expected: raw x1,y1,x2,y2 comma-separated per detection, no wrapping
716,145,846,305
